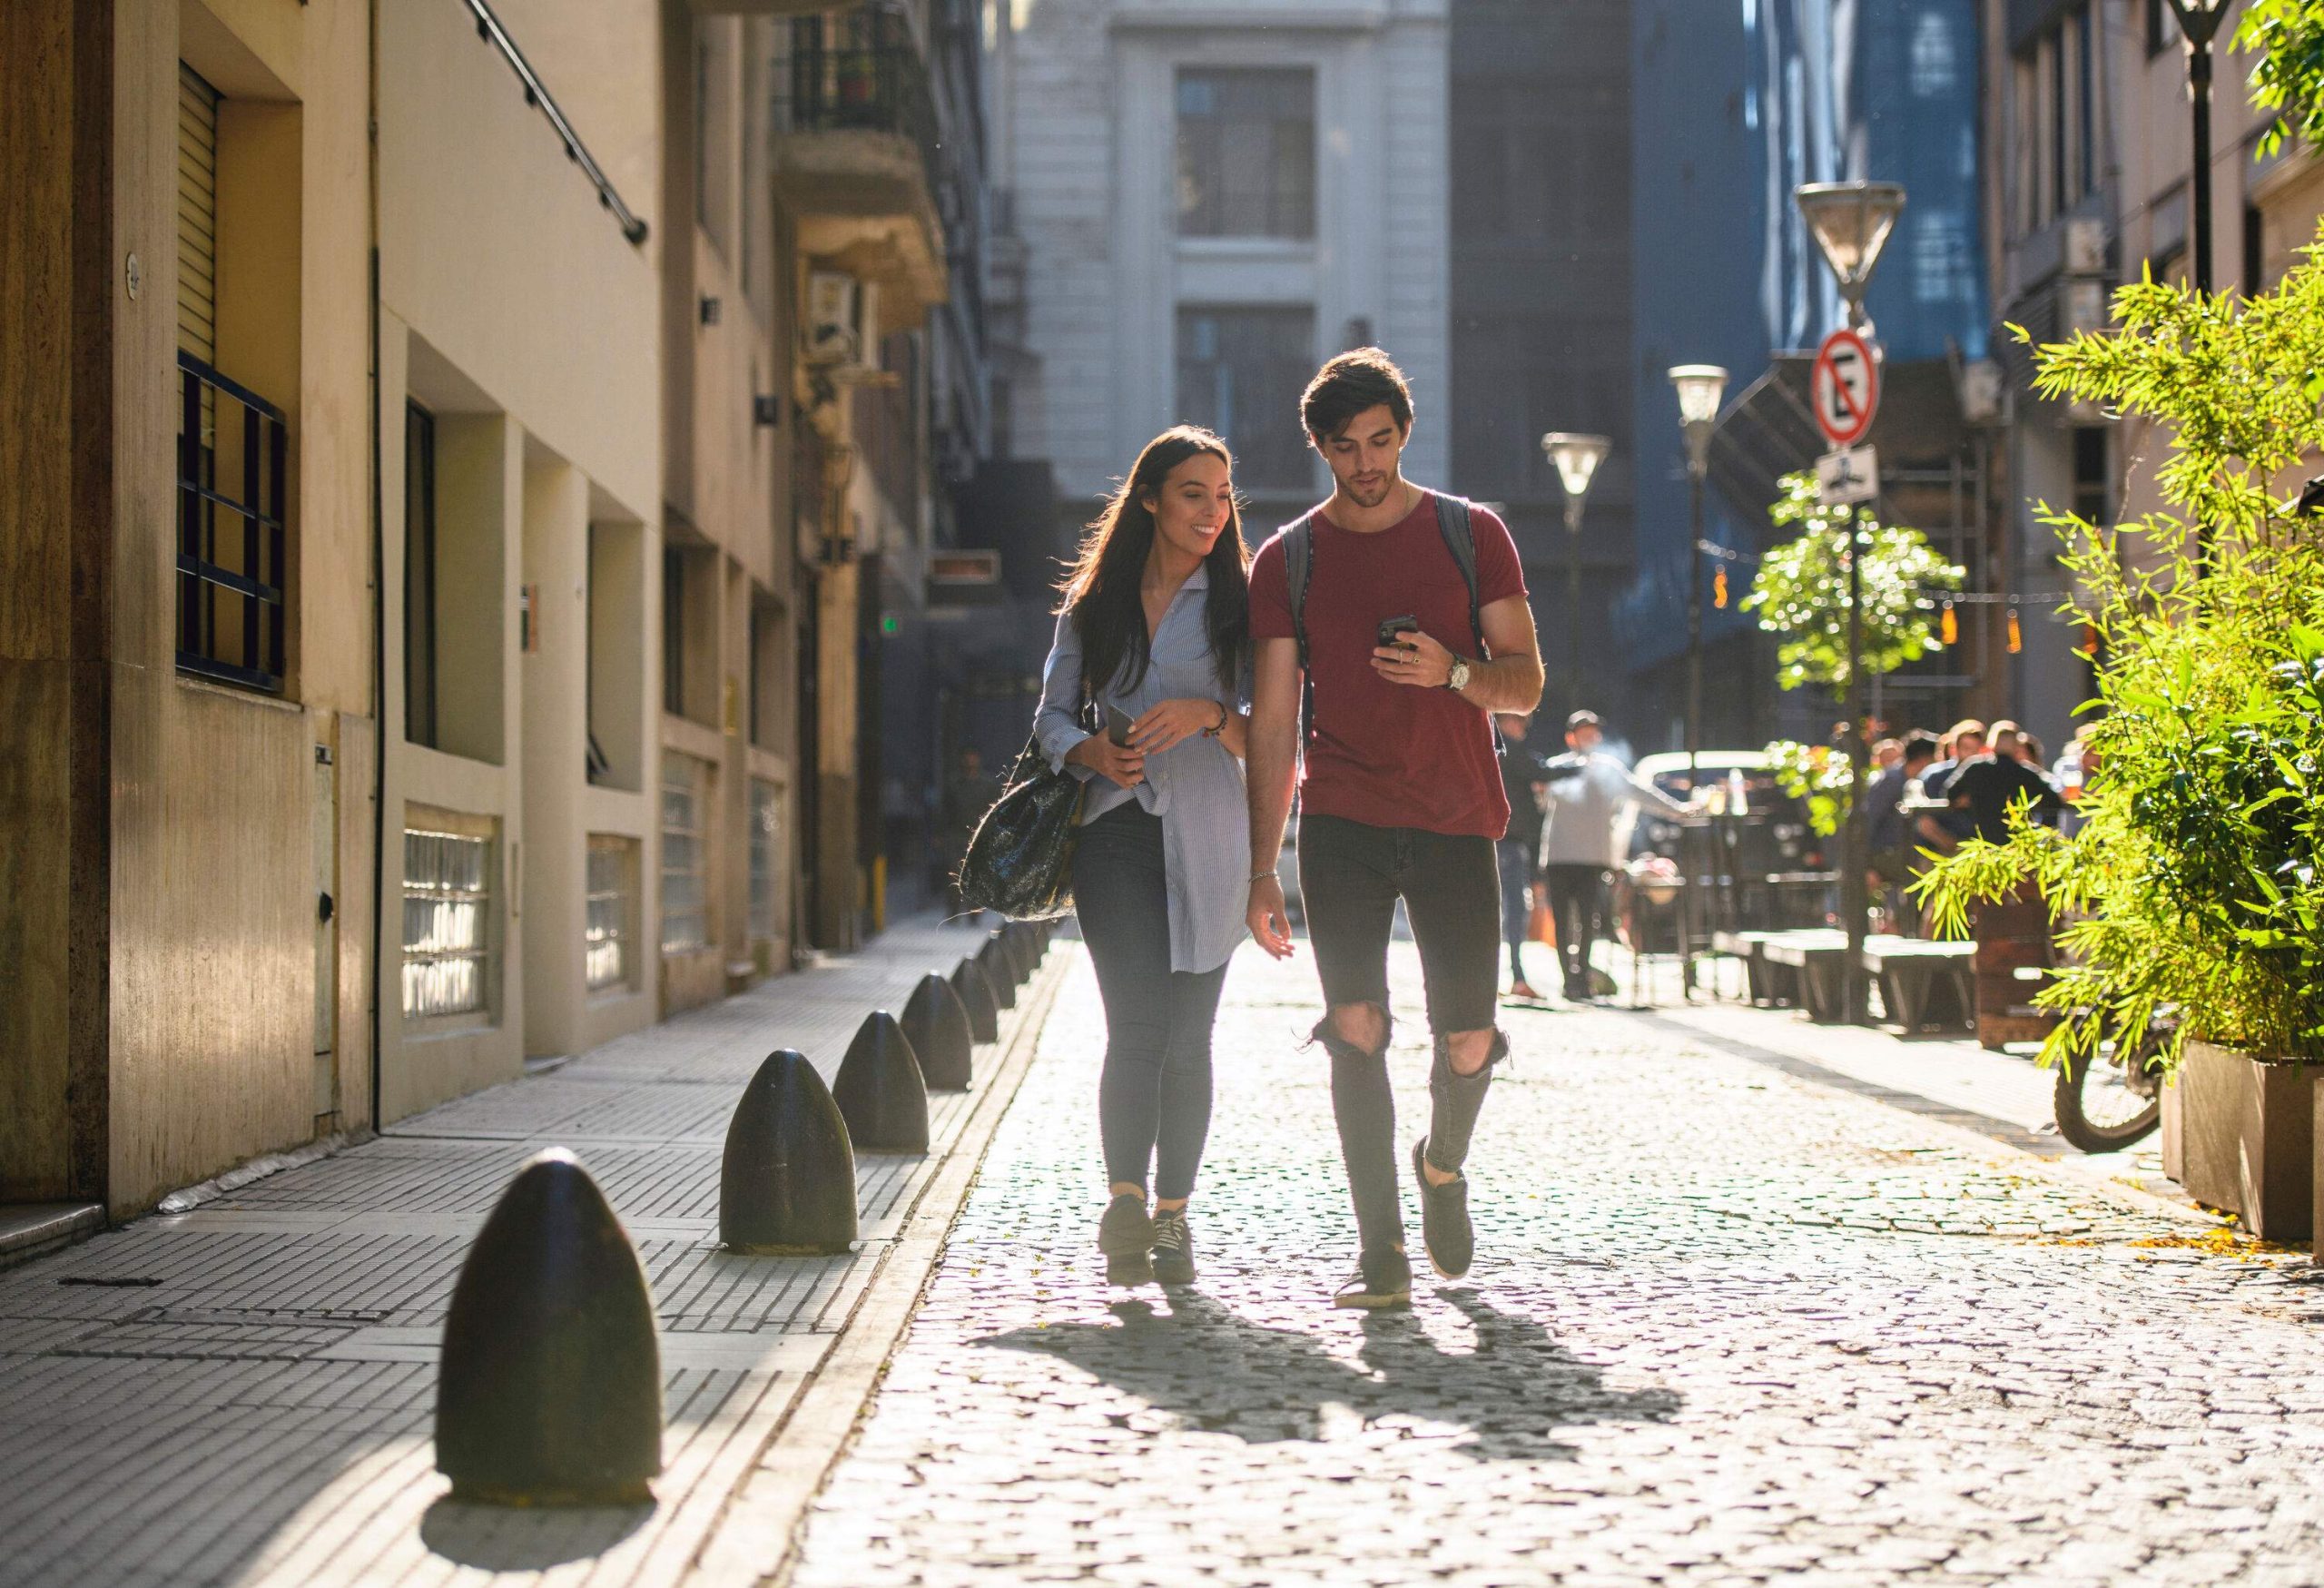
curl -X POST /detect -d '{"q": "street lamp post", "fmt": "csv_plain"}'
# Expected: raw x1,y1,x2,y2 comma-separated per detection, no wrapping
1795,180,1905,1027
2166,1,2231,296
1541,432,1611,706
1668,367,1727,994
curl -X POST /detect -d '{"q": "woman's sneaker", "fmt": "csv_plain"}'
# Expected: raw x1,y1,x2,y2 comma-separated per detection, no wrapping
1332,1245,1413,1309
1098,1193,1154,1286
1411,1138,1474,1279
1150,1209,1196,1286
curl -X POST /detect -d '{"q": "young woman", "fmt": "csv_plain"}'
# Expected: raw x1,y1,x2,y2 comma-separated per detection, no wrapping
1034,428,1253,1287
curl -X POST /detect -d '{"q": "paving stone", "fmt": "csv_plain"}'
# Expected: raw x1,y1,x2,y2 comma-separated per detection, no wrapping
793,942,2324,1588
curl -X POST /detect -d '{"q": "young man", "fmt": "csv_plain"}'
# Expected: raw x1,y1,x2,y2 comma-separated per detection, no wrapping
1537,711,1699,1001
1245,349,1545,1309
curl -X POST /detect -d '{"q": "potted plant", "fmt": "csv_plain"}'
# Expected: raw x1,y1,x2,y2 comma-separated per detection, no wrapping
1915,249,2324,1243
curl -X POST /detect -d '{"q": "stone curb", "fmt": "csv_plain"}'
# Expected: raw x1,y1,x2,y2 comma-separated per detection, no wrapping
686,939,1077,1585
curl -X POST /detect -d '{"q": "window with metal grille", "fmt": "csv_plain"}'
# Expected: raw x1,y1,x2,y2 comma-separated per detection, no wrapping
175,63,287,694
661,754,712,955
586,834,636,992
1175,69,1315,240
748,780,782,942
402,821,495,1019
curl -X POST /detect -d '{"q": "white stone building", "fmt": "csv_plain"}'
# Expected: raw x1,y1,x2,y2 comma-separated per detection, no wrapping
990,0,1452,528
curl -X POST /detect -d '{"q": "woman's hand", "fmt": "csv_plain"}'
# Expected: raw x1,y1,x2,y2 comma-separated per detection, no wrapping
1128,697,1227,755
1066,733,1145,790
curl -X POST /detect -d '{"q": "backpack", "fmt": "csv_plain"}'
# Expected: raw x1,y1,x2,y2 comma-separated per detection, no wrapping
1282,490,1492,745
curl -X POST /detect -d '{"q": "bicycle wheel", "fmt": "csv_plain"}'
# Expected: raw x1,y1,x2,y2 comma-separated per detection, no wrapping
2053,1041,2162,1153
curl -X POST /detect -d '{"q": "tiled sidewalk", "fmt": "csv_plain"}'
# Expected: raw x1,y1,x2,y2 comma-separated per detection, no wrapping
0,913,1067,1588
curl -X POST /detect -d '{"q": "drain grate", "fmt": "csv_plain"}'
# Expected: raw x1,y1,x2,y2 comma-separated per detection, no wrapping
54,1306,392,1361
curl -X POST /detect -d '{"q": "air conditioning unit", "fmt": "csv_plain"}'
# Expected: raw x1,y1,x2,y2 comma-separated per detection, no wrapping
2063,217,2109,276
1957,359,2004,425
804,271,861,366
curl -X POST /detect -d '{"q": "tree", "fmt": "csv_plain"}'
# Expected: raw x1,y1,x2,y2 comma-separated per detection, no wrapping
1744,473,1964,832
2240,0,2324,159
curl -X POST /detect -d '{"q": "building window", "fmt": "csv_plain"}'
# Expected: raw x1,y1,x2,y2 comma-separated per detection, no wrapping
1177,306,1315,491
406,402,439,746
1175,68,1316,241
174,63,287,695
695,24,732,257
2244,203,2266,298
403,817,494,1020
586,833,636,993
664,546,687,718
2072,427,2109,528
749,779,782,943
2018,5,2099,233
661,753,712,955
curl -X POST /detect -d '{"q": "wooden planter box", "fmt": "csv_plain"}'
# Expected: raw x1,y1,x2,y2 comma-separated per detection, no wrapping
2161,1040,2316,1242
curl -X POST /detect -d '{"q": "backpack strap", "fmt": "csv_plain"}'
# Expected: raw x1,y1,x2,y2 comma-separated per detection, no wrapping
1282,510,1320,743
1429,490,1489,659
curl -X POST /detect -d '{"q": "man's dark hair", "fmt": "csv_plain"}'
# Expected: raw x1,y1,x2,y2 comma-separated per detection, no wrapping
1901,730,1941,766
1301,347,1414,444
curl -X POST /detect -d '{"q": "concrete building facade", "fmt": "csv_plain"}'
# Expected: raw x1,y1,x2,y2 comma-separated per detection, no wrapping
2,0,989,1222
991,0,1452,535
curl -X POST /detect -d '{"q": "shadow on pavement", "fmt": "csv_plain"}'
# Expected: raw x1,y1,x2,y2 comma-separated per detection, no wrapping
419,1496,655,1570
977,1287,1678,1462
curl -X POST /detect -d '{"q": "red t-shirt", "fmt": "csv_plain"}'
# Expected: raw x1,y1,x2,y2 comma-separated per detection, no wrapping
1249,493,1526,837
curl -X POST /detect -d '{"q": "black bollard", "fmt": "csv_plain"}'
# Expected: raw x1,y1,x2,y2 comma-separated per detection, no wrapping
1006,924,1036,981
720,1050,858,1253
977,936,1019,1009
951,958,1000,1043
901,973,974,1090
437,1149,662,1505
832,1011,930,1152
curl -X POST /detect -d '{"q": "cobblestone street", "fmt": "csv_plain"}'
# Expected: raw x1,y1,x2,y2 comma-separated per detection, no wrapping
794,942,2324,1587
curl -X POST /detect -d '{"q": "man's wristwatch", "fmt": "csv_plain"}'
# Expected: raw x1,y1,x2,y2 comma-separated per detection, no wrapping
1445,656,1472,693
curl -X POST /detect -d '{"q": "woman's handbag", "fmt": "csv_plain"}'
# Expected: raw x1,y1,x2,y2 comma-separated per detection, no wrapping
955,730,1087,920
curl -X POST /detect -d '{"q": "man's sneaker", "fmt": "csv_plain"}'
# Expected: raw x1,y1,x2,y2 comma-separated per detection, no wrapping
1098,1193,1153,1286
1332,1245,1413,1309
1150,1209,1196,1286
1411,1138,1474,1279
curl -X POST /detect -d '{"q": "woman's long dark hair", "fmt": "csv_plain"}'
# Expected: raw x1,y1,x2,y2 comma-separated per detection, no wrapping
1058,427,1252,701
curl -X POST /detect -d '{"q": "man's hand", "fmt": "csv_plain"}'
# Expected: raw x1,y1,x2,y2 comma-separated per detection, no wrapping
1128,698,1223,755
1371,627,1458,688
1065,734,1145,790
1247,873,1295,960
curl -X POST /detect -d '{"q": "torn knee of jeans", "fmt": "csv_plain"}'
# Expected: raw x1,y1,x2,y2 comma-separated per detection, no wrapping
1307,1002,1390,1064
1434,1028,1509,1079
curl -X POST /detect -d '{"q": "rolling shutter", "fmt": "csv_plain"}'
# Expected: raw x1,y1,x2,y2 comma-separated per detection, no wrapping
176,64,219,366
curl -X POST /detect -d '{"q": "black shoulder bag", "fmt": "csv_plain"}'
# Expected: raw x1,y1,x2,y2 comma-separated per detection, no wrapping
955,725,1088,921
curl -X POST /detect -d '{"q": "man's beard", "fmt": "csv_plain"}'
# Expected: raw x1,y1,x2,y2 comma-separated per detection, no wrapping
1344,472,1395,508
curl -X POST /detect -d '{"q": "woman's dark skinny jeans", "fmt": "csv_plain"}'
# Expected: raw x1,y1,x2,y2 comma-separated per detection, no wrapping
1069,803,1228,1201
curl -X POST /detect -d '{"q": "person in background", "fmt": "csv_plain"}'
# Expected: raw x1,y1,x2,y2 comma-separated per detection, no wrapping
1912,718,1986,856
1870,737,1904,774
1947,720,2064,843
1866,730,1939,934
1495,712,1549,1000
940,746,1002,912
1538,711,1702,1003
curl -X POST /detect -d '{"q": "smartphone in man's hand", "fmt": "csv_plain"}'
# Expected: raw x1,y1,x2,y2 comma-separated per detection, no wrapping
1376,614,1421,651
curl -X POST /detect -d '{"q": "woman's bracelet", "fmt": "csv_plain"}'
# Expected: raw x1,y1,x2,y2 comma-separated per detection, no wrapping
1249,869,1277,884
1202,699,1229,737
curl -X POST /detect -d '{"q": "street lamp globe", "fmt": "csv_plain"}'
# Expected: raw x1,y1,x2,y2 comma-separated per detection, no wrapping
1794,181,1906,313
1667,366,1728,429
1540,432,1611,518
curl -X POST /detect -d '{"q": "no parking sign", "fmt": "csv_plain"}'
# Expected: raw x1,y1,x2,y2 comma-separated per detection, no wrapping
1810,328,1879,448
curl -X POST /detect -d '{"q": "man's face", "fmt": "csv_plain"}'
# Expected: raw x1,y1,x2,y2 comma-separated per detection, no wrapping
1956,732,1987,760
1317,404,1409,509
1567,725,1602,753
1496,714,1528,741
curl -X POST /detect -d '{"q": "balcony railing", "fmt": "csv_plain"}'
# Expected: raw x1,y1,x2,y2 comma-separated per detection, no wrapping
176,350,288,694
780,7,940,187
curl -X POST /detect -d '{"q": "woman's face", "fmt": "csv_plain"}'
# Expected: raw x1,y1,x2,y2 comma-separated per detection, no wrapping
1143,451,1235,564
